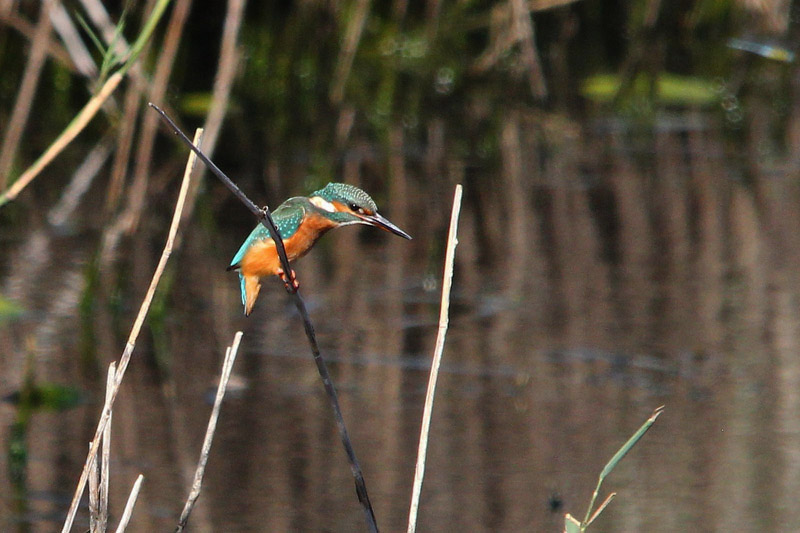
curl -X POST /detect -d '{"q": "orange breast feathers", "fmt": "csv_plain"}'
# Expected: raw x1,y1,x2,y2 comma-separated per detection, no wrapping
238,215,337,279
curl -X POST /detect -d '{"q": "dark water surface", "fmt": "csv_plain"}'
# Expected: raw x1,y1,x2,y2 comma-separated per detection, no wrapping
3,115,800,531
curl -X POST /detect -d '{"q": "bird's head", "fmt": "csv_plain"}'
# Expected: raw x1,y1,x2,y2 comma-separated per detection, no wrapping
308,183,412,240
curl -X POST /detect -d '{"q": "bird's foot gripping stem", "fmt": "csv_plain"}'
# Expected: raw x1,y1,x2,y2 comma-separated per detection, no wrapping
277,268,300,292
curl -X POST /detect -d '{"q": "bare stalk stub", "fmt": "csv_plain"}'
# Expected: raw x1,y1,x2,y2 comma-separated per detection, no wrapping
176,331,243,532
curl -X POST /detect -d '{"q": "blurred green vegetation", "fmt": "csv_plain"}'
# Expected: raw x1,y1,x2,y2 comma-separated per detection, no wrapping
0,295,23,323
0,0,791,205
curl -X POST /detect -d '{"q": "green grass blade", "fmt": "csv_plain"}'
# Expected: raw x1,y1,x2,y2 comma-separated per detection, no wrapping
582,406,664,525
75,13,107,57
599,406,664,480
117,0,172,78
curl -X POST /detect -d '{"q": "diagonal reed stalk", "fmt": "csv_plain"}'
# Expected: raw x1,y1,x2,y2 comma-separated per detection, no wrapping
407,184,462,533
60,128,201,533
150,103,380,532
175,331,243,532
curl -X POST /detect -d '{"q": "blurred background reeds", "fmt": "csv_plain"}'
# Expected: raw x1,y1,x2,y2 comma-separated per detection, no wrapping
2,0,800,531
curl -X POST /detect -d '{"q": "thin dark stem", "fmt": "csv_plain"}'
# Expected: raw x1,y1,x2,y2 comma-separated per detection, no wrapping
149,103,379,532
291,295,377,532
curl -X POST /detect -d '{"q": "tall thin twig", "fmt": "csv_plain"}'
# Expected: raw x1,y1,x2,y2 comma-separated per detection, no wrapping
175,331,243,532
60,128,201,533
150,104,380,532
407,184,462,533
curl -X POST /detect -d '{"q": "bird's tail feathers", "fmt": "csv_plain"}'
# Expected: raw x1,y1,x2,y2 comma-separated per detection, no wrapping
241,274,261,316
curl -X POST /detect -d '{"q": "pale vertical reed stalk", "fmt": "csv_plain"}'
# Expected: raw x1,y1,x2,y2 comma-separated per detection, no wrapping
60,128,201,533
407,184,463,533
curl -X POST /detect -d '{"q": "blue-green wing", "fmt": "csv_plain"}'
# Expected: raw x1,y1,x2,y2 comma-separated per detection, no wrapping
229,199,306,269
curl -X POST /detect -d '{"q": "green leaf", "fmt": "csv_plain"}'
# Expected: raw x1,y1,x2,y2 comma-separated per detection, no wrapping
7,383,84,412
582,406,664,526
581,74,718,106
600,406,664,479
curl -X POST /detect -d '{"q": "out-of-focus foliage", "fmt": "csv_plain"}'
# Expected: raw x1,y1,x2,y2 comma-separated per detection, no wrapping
581,73,719,106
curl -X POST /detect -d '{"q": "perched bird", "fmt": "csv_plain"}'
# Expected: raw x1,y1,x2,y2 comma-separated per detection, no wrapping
228,182,412,315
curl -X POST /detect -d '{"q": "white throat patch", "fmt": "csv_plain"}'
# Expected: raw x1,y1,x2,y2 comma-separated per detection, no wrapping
309,196,336,213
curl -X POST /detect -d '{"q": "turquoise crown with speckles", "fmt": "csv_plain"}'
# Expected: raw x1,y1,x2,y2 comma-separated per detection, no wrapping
312,183,378,213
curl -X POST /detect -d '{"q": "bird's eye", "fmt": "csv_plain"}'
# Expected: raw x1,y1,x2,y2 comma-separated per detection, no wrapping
348,203,361,213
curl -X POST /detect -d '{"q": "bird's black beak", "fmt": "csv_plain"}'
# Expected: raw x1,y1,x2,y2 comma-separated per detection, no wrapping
361,212,412,240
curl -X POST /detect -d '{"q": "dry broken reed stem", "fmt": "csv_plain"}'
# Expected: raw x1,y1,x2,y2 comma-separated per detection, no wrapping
89,361,115,533
60,128,201,533
100,362,116,532
175,331,243,532
115,474,144,533
89,441,99,532
0,0,55,190
407,184,463,533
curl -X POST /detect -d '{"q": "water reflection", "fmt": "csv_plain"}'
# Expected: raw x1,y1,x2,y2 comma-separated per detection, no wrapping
4,107,800,531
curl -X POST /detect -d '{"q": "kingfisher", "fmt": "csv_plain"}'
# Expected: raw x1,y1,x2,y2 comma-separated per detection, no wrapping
228,182,412,315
